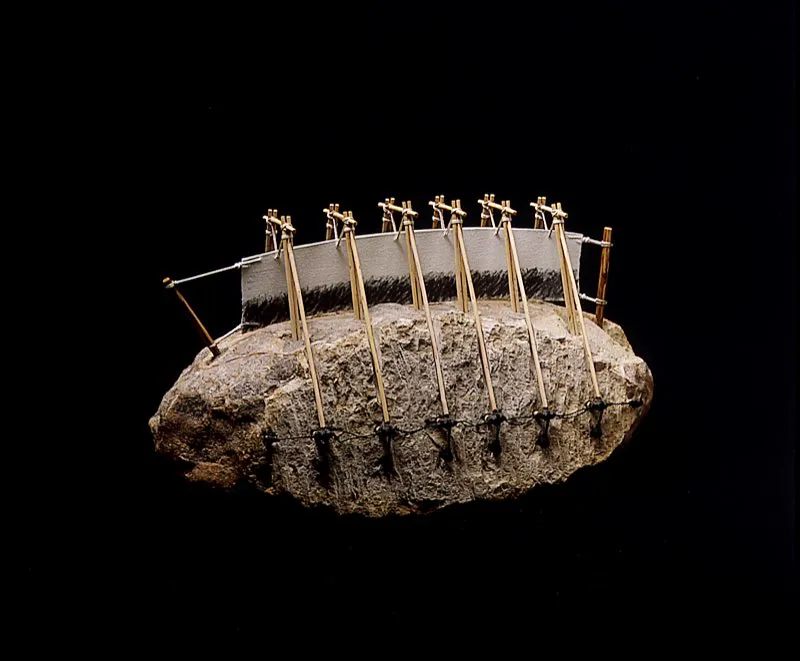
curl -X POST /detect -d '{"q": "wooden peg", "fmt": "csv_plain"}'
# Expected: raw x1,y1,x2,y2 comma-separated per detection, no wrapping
533,197,545,229
595,227,613,327
344,212,362,319
553,202,579,334
163,277,221,358
502,211,519,312
403,203,422,309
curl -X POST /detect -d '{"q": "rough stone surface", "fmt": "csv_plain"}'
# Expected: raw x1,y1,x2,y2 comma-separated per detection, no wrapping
150,300,653,516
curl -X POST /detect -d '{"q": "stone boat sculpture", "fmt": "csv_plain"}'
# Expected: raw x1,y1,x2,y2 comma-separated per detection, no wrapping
151,195,653,516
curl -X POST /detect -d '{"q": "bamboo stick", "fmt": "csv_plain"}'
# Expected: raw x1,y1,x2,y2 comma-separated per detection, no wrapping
345,226,362,320
554,205,579,334
283,228,300,340
503,214,519,312
163,278,221,358
556,223,601,399
505,220,548,408
533,196,546,229
595,226,613,327
285,239,327,428
402,202,423,309
346,221,391,423
453,217,467,313
455,222,497,411
406,222,449,415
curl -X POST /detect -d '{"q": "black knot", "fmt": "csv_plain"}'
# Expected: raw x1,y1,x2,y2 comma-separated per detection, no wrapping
260,429,279,487
484,410,506,428
427,415,457,463
484,410,505,458
533,408,555,422
534,411,552,448
629,398,644,408
262,429,279,448
375,423,398,479
312,427,336,489
312,427,336,445
426,415,457,431
586,397,607,413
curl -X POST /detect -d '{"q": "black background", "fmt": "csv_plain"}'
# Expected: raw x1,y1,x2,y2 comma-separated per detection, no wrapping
43,1,797,638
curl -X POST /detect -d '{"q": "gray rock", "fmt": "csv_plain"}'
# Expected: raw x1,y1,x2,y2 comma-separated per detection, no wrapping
150,300,653,516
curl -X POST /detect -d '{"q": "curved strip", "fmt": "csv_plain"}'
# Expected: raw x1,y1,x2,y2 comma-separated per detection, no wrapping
241,226,583,329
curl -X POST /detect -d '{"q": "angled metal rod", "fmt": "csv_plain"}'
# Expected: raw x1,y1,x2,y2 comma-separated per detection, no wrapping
170,262,242,287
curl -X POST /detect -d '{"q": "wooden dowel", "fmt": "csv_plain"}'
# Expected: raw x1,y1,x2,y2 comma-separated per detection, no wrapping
283,235,300,340
407,225,449,415
345,228,362,320
404,220,421,309
455,223,497,411
164,279,221,358
557,225,601,399
555,221,579,334
285,241,326,428
533,198,546,229
505,223,548,409
503,219,519,312
453,222,467,313
595,226,613,327
347,229,391,423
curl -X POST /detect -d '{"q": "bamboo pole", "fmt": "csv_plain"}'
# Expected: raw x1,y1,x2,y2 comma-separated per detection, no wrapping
345,214,391,423
325,204,335,241
595,226,613,327
285,234,327,429
381,197,397,233
345,225,363,320
402,202,423,309
556,221,601,399
502,209,519,312
504,218,548,409
264,209,278,252
283,223,300,340
533,196,547,229
455,222,497,411
163,278,221,358
553,204,579,334
452,206,468,313
406,219,449,415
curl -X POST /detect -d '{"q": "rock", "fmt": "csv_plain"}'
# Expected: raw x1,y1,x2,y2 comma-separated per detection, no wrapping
150,300,653,516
